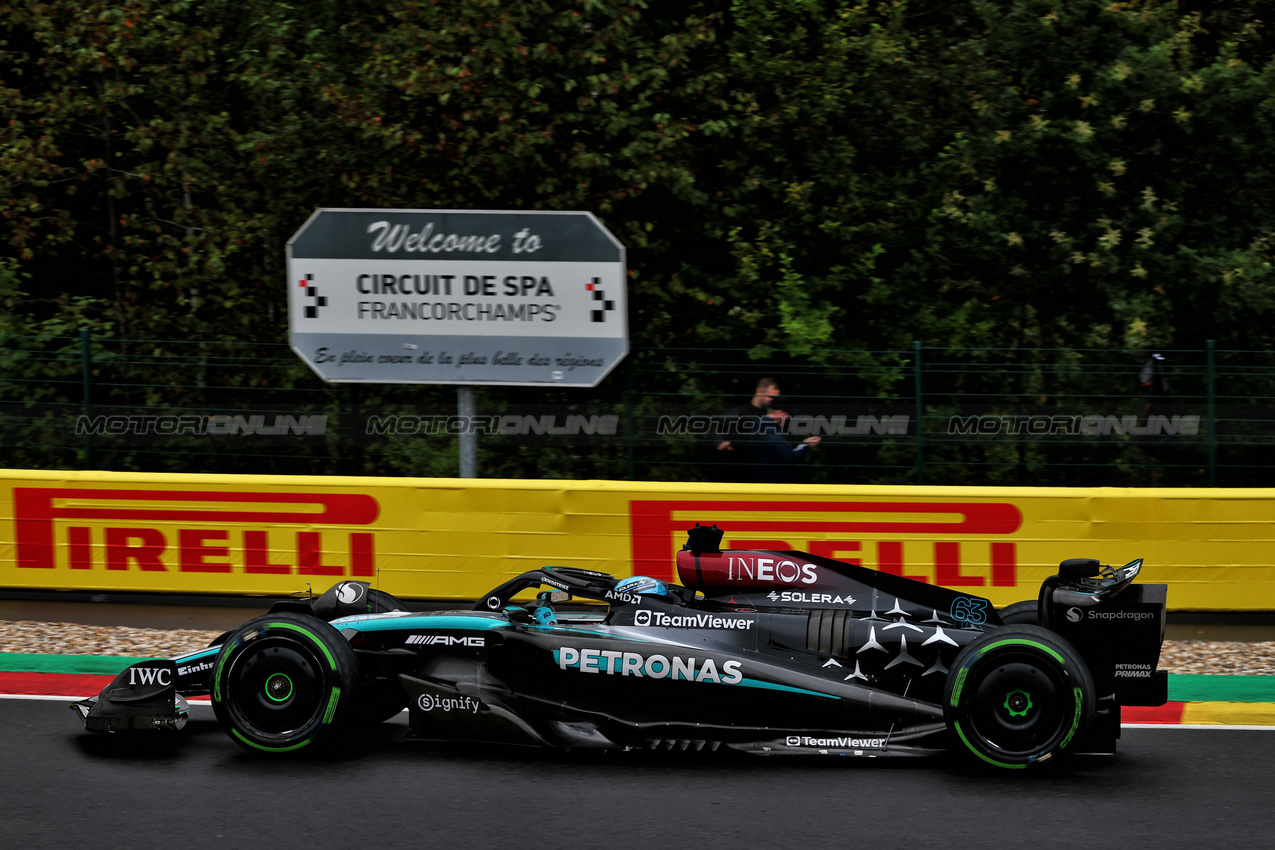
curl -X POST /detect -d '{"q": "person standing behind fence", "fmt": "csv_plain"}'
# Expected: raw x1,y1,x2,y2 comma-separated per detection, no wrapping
1138,352,1174,485
716,377,820,483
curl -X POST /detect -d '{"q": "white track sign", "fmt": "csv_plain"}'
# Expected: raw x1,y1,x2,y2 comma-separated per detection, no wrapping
287,208,627,386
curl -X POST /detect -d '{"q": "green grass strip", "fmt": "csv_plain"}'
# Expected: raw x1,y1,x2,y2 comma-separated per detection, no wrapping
1168,674,1275,703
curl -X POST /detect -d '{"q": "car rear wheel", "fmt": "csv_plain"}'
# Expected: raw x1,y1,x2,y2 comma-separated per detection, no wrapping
997,600,1039,625
943,625,1093,769
211,613,358,753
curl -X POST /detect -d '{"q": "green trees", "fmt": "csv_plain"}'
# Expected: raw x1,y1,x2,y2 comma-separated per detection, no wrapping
925,1,1275,352
3,0,1272,353
678,0,1275,357
2,1,1274,482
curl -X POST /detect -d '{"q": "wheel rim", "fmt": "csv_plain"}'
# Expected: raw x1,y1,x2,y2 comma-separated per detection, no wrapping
224,636,328,737
264,673,294,703
968,656,1068,757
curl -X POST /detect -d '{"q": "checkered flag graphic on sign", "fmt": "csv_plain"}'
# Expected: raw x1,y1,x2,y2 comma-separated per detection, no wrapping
300,274,327,318
586,278,615,323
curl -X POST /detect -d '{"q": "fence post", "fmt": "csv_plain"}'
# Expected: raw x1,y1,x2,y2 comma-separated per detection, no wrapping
913,340,924,485
1206,339,1216,487
347,383,364,477
625,355,635,480
79,328,93,470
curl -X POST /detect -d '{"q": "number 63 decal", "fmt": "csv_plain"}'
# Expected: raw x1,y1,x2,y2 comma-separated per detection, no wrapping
951,596,988,625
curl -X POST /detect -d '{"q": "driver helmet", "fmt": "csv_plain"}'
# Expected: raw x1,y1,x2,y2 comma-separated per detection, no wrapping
615,575,669,597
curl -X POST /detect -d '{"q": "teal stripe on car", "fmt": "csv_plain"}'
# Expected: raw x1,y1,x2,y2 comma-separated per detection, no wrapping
738,678,841,700
331,614,512,633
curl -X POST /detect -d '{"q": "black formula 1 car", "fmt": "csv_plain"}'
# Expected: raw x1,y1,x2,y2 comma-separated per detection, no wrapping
72,524,1168,768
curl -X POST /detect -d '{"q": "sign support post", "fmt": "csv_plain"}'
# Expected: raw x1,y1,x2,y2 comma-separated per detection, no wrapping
458,385,476,478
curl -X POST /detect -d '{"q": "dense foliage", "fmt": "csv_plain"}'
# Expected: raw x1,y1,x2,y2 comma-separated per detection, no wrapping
2,1,1274,484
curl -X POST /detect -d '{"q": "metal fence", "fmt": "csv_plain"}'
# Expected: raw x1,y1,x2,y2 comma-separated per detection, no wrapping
2,332,1271,487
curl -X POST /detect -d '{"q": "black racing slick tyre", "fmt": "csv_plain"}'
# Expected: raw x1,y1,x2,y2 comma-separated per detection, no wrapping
943,625,1094,769
367,587,411,614
997,601,1040,626
211,613,359,754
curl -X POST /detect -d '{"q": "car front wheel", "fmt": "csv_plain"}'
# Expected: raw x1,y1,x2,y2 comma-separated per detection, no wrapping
211,613,358,753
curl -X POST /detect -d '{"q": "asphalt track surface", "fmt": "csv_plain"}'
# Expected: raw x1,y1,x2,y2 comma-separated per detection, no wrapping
3,698,1271,850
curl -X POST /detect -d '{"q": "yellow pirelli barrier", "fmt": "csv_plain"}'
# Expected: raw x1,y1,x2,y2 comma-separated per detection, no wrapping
1,469,1273,609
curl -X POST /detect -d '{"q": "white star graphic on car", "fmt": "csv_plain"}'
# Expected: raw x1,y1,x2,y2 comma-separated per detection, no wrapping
885,635,923,669
857,625,886,654
886,599,910,618
843,661,869,682
923,609,947,624
883,617,923,633
923,656,949,677
922,625,959,647
822,658,842,668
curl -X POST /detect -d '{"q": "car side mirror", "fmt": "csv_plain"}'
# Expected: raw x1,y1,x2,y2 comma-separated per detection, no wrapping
1059,558,1102,580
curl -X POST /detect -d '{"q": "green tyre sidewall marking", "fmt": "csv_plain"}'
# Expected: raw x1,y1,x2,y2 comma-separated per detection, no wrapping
953,721,1026,770
974,638,1066,665
949,667,969,708
264,622,337,671
943,629,1091,769
231,728,312,754
322,687,342,726
1060,687,1083,750
954,686,1082,767
216,623,335,706
212,639,238,703
950,638,1067,707
214,616,349,752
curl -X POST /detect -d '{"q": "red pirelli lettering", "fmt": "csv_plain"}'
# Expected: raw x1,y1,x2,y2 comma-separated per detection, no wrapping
630,499,1023,585
243,530,290,575
67,527,91,570
179,529,231,573
877,541,928,583
805,540,863,565
297,531,342,576
934,540,983,587
104,528,166,572
14,488,379,574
